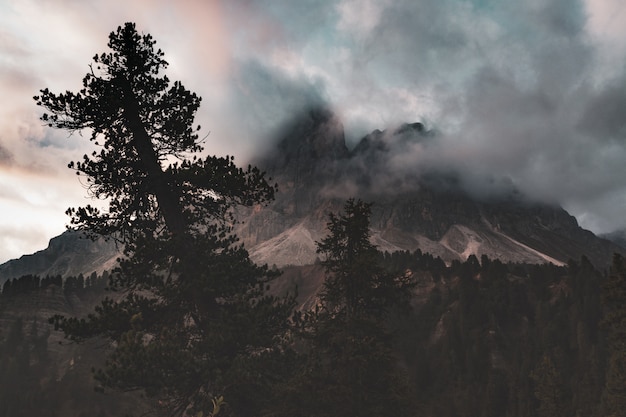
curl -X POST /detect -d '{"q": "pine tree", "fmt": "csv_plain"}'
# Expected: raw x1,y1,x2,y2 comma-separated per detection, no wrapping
531,354,565,417
275,199,414,417
316,199,412,319
37,22,293,416
602,253,626,417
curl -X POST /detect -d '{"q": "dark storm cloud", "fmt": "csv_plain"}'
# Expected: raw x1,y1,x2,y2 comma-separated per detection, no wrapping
578,77,626,141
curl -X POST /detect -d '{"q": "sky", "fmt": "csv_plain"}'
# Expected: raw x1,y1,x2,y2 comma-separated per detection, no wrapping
1,0,626,263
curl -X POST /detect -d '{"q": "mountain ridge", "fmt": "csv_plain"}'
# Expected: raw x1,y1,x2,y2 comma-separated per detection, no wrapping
1,109,623,284
0,231,120,286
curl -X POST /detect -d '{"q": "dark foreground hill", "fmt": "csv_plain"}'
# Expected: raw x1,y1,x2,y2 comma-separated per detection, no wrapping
0,273,159,416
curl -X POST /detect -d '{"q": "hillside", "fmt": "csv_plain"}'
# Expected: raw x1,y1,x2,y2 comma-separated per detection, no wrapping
0,273,159,416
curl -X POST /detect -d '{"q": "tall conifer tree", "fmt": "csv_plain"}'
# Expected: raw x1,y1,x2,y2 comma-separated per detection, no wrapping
36,23,292,417
274,199,414,417
602,254,626,417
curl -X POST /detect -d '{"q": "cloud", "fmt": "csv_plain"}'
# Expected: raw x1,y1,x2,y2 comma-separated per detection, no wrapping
0,143,13,167
0,163,92,263
259,0,626,234
334,0,626,234
578,78,626,140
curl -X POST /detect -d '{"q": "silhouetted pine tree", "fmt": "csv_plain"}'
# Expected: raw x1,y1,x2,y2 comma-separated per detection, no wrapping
602,254,626,417
37,22,293,417
272,199,415,417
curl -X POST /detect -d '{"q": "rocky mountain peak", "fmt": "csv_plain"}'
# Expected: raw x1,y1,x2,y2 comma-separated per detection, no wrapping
241,116,625,269
351,121,429,157
258,107,349,180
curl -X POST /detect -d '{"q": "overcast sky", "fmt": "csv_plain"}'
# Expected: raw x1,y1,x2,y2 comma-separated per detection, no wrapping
1,0,626,263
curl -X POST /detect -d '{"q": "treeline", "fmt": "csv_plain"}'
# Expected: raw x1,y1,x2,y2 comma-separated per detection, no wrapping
0,248,624,416
1,271,109,298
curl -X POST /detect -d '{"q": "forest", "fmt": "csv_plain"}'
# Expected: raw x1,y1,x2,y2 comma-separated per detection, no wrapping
2,245,626,416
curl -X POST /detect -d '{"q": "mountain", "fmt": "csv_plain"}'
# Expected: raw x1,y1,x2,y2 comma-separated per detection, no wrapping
236,108,624,269
600,229,626,249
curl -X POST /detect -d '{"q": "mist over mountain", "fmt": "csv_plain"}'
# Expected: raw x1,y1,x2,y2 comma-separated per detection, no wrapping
600,229,626,250
235,107,624,269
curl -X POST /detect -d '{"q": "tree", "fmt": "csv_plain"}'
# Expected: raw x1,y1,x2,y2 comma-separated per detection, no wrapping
37,22,293,416
531,354,565,417
275,199,414,417
602,254,626,417
316,199,412,320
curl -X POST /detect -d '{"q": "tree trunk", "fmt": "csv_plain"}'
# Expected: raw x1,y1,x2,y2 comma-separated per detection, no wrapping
119,77,187,238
